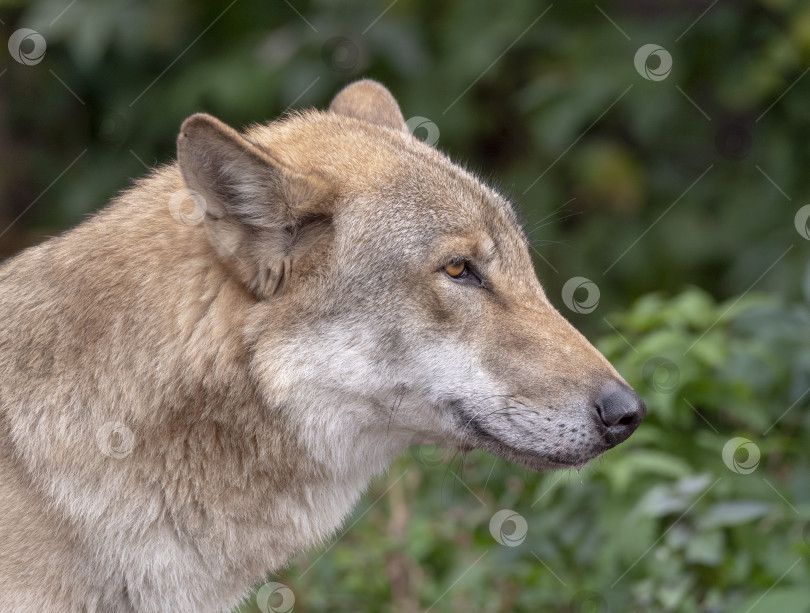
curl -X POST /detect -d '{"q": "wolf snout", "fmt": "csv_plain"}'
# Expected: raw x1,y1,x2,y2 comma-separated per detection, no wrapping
594,384,646,447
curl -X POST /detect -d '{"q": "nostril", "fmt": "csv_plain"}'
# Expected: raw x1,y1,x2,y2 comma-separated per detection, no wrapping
618,414,634,426
594,384,647,438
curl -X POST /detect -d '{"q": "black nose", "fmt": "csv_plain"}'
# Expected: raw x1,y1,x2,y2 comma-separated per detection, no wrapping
594,384,646,446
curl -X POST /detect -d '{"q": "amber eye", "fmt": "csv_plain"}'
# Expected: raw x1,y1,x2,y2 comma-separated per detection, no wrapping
443,261,466,278
441,259,483,287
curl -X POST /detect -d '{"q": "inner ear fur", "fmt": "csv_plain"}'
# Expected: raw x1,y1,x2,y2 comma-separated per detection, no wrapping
176,113,334,298
328,79,407,132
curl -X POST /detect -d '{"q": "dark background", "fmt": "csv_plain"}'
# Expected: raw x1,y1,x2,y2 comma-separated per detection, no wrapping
2,1,809,611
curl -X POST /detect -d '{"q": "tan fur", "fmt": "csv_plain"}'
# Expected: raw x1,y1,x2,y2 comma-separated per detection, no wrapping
0,79,644,612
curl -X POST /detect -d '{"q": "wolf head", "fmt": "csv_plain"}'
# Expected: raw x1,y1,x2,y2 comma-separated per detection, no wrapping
176,79,645,473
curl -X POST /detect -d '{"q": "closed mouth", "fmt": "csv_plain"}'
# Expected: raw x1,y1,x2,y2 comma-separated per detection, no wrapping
452,407,607,471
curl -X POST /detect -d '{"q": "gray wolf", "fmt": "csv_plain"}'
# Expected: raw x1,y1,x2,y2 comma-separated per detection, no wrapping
0,79,645,612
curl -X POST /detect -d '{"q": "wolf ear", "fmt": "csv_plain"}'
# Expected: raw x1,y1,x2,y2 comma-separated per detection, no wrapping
328,79,407,132
176,113,334,298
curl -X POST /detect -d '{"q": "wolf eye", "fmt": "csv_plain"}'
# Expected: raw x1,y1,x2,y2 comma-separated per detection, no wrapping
444,261,466,278
442,260,482,286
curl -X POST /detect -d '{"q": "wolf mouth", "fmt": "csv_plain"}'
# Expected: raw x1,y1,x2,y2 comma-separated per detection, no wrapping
451,405,608,471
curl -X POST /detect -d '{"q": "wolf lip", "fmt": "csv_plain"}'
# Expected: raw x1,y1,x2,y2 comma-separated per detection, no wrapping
452,408,604,470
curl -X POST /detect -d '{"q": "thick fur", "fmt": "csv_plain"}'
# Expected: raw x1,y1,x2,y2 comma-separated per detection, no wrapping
0,80,642,612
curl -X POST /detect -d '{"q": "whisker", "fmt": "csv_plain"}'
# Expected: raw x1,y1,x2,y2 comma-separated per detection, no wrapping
386,385,405,437
524,197,578,232
526,210,583,237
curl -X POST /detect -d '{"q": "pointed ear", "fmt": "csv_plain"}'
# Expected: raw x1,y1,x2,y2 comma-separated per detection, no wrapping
328,79,407,132
176,113,334,298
